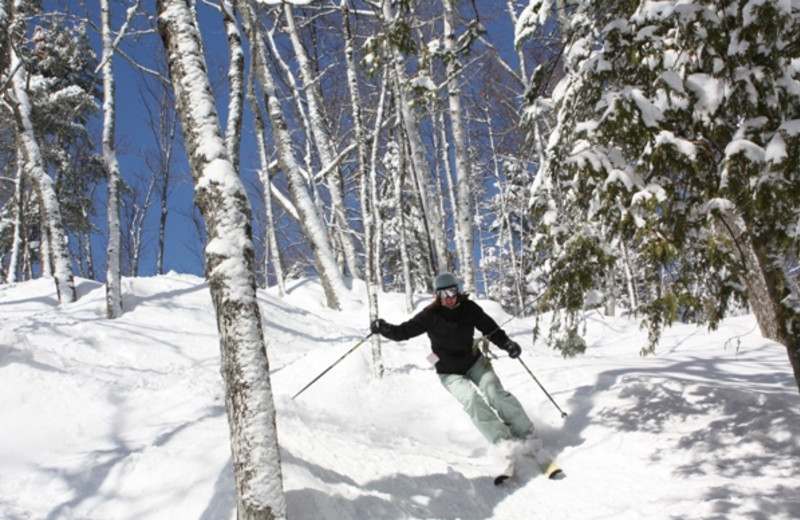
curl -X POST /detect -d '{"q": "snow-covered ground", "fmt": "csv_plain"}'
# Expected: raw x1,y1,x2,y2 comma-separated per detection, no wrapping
1,273,798,519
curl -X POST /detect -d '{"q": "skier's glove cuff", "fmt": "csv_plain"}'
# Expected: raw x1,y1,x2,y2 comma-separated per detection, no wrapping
504,340,522,359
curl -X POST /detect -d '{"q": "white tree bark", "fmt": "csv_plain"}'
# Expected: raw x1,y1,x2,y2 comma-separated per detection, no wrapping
284,4,362,280
100,0,123,318
5,163,23,283
237,0,351,311
379,0,450,277
7,13,75,303
247,69,286,296
0,0,11,90
369,67,391,296
441,0,475,292
156,1,286,518
341,1,382,376
219,0,244,173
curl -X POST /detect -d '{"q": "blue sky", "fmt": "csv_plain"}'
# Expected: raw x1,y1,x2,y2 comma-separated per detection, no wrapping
77,0,524,285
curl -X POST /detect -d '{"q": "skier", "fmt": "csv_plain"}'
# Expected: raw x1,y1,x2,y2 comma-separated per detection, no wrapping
370,272,558,481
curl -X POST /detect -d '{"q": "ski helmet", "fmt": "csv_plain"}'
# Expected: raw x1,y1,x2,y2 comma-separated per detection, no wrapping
433,272,458,291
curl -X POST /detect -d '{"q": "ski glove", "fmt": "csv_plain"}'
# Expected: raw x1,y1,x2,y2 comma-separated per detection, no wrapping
370,319,389,335
504,340,522,359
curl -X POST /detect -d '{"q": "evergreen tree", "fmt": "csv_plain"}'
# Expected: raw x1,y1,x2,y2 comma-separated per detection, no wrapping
522,0,800,390
1,12,101,283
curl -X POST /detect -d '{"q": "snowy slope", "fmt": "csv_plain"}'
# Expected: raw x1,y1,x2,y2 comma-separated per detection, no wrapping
1,273,798,519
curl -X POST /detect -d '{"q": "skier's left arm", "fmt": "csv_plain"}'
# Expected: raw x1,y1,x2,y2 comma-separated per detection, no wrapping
472,303,522,358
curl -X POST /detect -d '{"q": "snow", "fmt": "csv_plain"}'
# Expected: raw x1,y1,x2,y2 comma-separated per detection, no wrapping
2,273,799,519
725,138,766,163
765,133,788,164
655,130,697,159
685,73,725,119
630,88,663,127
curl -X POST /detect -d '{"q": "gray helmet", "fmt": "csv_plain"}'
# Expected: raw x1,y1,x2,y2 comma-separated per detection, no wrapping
433,272,458,291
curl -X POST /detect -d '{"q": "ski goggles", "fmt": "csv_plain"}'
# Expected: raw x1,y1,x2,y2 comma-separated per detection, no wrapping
436,287,458,299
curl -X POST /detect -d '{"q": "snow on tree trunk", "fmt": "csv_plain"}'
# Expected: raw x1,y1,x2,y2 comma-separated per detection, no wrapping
284,4,362,281
101,0,122,318
219,0,244,174
156,1,287,518
391,140,415,313
246,72,286,296
380,0,450,277
441,0,475,293
5,164,23,283
342,2,382,377
368,70,390,296
237,0,351,311
0,0,10,84
7,39,75,304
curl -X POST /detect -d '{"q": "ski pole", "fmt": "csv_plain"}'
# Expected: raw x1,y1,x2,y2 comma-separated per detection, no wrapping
517,358,568,419
292,332,374,400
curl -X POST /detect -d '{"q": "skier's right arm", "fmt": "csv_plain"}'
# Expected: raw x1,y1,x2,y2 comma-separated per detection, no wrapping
370,310,429,342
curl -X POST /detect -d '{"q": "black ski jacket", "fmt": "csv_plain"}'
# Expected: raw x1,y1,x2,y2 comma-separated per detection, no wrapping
379,296,512,375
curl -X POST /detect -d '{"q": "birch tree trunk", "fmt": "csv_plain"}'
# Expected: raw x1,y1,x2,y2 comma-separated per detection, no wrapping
621,242,637,310
219,0,244,173
284,4,362,280
156,108,176,276
138,56,177,276
441,0,475,292
505,0,527,80
341,2,382,376
237,0,350,311
379,0,450,277
5,163,23,283
6,9,75,303
369,67,391,295
39,210,52,277
156,1,286,518
482,103,524,310
392,140,415,313
0,0,10,83
101,0,123,317
247,68,285,296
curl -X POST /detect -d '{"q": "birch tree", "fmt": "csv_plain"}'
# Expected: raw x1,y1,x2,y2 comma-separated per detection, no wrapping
283,3,362,280
341,1,382,375
137,57,178,276
441,0,475,292
99,0,137,318
4,0,75,303
219,0,245,173
237,0,351,311
247,66,285,296
3,164,23,283
377,0,450,278
156,0,286,517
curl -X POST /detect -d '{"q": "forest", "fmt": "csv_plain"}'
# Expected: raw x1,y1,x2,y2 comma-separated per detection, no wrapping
2,0,800,516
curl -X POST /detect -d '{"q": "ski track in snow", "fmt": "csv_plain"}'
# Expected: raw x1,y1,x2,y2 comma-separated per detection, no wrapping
1,274,799,519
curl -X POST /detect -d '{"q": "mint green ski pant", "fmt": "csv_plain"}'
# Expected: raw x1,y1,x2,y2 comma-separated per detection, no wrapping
438,358,533,444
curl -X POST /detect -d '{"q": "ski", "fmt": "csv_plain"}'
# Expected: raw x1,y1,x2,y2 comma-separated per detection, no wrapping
539,460,566,480
494,457,565,485
493,459,515,486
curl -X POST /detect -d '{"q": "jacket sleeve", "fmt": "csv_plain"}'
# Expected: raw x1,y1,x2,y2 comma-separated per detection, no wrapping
381,308,430,342
471,302,510,348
